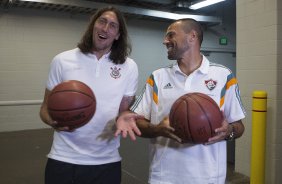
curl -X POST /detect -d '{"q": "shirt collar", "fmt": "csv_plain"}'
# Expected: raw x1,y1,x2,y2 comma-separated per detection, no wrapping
172,54,209,75
199,55,209,74
87,50,111,60
104,51,111,59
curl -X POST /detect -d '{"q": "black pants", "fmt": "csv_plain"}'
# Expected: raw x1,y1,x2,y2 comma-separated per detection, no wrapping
45,158,121,184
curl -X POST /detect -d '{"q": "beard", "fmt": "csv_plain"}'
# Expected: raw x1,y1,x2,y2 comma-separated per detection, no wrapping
167,49,176,60
167,48,184,60
167,42,189,60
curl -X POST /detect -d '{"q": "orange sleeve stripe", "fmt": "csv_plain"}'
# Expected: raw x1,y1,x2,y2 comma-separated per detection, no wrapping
226,78,237,90
147,78,154,87
220,78,237,108
153,92,158,104
220,97,224,108
147,75,158,104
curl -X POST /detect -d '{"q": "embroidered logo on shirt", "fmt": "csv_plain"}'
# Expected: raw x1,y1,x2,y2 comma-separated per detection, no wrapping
110,66,121,79
205,79,217,90
163,82,173,89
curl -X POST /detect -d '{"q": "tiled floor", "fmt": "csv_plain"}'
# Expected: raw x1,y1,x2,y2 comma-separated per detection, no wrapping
0,128,249,184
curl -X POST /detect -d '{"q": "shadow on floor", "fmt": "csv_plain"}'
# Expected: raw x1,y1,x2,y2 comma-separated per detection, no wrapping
0,128,249,184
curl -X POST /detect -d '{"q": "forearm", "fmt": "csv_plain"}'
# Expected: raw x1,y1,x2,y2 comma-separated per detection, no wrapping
40,103,52,125
119,96,135,114
39,89,53,126
136,119,159,138
136,117,181,143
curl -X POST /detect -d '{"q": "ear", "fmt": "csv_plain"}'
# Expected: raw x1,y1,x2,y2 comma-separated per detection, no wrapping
189,30,197,42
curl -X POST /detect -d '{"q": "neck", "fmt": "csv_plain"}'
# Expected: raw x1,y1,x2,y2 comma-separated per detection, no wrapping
177,51,202,76
92,48,111,60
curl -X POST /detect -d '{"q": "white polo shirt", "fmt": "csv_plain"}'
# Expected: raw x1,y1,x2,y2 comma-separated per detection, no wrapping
131,55,245,184
46,48,138,165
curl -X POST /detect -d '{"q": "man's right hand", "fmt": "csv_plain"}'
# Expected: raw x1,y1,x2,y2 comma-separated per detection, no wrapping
155,117,182,143
114,111,143,141
46,119,72,132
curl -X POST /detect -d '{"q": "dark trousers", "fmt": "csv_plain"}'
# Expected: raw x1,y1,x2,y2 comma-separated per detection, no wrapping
45,158,121,184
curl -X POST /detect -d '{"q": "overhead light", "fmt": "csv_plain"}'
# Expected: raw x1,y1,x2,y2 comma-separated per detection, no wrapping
189,0,225,10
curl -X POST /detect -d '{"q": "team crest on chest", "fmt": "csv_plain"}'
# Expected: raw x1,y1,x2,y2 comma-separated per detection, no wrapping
110,66,121,79
205,79,217,90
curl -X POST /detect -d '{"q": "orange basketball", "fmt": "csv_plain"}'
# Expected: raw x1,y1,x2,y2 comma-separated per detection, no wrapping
47,80,96,130
169,93,223,144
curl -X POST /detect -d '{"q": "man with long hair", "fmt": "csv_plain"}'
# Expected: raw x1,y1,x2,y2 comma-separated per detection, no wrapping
40,6,138,184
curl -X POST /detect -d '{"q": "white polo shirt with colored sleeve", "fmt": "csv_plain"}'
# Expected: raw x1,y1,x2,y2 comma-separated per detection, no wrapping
131,55,245,184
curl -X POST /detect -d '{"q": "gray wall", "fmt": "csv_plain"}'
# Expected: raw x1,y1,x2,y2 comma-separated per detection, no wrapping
0,7,236,131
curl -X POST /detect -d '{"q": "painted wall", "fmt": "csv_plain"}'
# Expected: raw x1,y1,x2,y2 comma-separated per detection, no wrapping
236,0,282,183
0,6,236,132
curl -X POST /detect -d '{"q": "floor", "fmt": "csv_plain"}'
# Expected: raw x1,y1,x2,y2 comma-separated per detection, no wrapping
0,128,250,184
226,164,250,184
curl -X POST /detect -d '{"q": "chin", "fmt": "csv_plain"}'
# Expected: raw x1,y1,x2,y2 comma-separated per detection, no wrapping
168,55,176,60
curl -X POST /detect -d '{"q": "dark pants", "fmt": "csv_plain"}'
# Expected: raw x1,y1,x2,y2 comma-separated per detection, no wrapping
45,158,121,184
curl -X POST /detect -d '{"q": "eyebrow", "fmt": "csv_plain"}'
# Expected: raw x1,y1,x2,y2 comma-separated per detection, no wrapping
165,31,175,37
99,17,119,25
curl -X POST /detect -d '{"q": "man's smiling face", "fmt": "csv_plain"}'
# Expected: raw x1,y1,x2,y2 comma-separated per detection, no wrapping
163,21,190,60
92,11,120,53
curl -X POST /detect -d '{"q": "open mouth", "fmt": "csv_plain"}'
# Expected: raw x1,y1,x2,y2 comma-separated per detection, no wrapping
167,44,174,52
98,33,107,40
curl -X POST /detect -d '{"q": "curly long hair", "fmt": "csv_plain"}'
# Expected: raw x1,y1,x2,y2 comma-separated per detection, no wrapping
77,6,131,64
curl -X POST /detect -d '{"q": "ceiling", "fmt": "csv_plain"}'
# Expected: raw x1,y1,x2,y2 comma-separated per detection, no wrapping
0,0,234,25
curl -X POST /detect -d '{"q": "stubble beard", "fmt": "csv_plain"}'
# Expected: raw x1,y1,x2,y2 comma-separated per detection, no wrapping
168,43,189,61
167,47,177,60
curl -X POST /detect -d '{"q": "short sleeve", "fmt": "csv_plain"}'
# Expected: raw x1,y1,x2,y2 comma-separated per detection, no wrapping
222,73,246,123
131,74,155,120
46,54,63,90
124,59,138,96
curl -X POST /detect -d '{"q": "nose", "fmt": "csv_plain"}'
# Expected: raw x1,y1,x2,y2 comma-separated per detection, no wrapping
163,37,169,45
102,23,110,32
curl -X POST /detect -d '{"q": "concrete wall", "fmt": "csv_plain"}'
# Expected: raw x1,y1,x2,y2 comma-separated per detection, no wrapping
236,0,282,183
0,6,236,131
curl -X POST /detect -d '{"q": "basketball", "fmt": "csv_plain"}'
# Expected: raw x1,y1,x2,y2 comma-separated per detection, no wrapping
169,92,223,144
47,80,96,130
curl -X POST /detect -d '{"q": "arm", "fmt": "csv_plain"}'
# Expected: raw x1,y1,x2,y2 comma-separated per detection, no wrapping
39,89,70,131
136,116,181,143
39,89,54,126
207,73,246,144
118,95,135,114
116,113,181,142
114,95,142,140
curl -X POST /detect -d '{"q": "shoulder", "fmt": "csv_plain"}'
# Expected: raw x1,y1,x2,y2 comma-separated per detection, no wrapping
53,48,82,60
50,48,84,70
209,62,233,75
51,48,85,66
144,63,176,84
152,63,176,76
209,62,231,71
124,57,137,65
202,55,233,75
53,48,80,60
121,57,138,70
